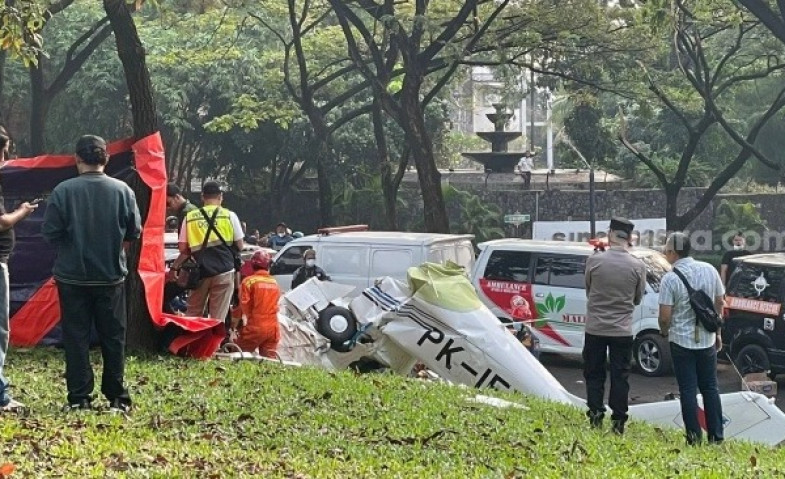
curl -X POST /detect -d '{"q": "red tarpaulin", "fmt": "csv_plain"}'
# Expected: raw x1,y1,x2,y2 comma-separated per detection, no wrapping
8,133,223,358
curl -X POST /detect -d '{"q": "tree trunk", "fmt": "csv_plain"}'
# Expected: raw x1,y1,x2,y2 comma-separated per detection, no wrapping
401,87,449,233
664,186,684,232
372,100,398,230
315,144,333,227
104,0,159,351
28,58,50,155
0,49,6,123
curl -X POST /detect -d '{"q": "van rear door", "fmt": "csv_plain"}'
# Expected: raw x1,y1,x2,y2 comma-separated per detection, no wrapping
427,239,475,271
370,248,415,284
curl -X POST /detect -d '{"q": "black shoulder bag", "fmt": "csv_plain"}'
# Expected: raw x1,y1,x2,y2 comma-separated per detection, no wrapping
198,207,242,272
176,208,219,290
672,268,723,333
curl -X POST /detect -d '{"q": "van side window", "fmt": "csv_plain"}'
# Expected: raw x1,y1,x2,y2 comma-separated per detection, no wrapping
322,246,369,276
372,249,413,277
534,254,586,289
483,250,531,282
730,265,785,303
273,245,312,275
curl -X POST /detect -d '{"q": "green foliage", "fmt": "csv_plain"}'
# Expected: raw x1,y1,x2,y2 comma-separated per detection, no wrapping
442,185,505,243
0,1,47,66
633,153,715,188
562,99,617,165
2,347,784,476
713,199,767,247
439,131,488,170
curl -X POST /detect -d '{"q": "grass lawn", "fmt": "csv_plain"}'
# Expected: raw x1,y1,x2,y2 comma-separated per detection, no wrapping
1,347,783,478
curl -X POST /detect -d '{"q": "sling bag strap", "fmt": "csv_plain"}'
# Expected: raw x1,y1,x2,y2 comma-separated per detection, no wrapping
672,267,703,343
197,207,222,252
672,268,695,294
199,207,233,249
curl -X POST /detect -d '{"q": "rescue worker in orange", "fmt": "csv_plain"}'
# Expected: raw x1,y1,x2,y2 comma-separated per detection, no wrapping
235,250,280,357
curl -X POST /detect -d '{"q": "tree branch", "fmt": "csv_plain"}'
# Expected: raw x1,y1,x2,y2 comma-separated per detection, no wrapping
424,0,510,107
419,0,479,63
736,0,785,44
618,108,669,188
48,18,113,96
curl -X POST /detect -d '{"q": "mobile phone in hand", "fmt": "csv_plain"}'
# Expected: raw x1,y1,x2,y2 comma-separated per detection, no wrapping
29,198,43,205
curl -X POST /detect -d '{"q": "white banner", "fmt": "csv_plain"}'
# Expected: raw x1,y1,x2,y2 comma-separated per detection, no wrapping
533,218,667,246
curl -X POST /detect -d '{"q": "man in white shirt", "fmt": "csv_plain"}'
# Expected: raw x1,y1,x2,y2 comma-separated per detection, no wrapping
518,153,533,189
658,232,725,445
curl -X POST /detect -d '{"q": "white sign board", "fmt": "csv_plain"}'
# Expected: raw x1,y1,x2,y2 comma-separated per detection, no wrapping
533,218,668,246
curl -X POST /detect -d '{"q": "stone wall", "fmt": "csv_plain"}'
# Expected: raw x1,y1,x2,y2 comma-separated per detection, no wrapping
214,185,785,241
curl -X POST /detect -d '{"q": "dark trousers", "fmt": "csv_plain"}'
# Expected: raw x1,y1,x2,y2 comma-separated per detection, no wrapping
57,282,131,405
582,333,633,420
670,342,724,444
521,171,531,189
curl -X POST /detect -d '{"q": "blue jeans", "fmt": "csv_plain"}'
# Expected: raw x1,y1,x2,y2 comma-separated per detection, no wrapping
0,262,10,406
670,342,724,443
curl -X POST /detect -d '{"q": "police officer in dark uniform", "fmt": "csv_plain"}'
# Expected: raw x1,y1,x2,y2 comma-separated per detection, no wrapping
583,218,646,434
291,249,330,289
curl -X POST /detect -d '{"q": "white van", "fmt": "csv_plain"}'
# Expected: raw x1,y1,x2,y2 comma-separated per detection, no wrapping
469,239,672,376
270,229,475,295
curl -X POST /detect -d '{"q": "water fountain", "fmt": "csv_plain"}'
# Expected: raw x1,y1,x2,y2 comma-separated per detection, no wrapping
461,103,529,173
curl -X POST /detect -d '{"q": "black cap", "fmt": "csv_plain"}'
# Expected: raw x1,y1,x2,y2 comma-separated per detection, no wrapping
75,135,106,155
166,182,181,197
202,181,223,196
609,217,634,240
277,222,287,228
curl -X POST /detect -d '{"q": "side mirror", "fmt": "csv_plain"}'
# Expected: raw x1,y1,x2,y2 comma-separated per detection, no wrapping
269,261,280,275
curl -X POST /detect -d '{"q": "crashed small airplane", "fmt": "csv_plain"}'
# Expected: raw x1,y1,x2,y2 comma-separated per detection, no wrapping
219,262,785,446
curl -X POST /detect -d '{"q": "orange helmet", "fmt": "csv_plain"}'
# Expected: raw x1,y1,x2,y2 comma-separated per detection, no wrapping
250,250,272,270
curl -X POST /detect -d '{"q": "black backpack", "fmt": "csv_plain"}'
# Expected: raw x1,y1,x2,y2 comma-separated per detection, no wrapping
672,268,723,333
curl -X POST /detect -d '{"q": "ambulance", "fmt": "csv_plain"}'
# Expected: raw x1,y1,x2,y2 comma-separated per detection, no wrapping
470,239,672,376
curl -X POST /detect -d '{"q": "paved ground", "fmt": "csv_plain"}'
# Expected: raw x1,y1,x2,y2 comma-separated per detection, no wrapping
540,353,784,410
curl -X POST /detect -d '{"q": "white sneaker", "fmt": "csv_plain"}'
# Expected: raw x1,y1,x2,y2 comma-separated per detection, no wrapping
1,398,25,412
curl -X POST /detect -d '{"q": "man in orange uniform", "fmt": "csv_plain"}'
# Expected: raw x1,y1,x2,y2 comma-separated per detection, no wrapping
236,250,281,357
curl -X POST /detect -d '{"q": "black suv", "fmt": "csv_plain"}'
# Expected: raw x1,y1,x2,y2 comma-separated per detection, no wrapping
724,254,785,378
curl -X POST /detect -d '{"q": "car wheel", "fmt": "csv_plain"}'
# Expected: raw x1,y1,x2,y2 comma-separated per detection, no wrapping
317,305,358,350
634,333,672,377
734,344,770,376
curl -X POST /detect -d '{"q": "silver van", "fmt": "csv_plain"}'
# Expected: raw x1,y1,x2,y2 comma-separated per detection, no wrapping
270,230,475,295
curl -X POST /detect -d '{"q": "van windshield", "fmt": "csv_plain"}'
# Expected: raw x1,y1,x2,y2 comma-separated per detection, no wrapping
631,250,671,292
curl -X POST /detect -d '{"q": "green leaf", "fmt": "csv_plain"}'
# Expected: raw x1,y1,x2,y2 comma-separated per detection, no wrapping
545,293,555,312
554,295,566,313
535,303,549,317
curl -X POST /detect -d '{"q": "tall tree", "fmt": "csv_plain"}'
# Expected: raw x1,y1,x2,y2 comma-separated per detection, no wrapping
619,0,785,230
328,0,512,233
103,0,159,350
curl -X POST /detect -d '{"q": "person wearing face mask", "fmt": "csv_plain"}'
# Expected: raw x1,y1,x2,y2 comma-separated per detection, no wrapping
291,249,330,289
720,231,751,286
267,222,294,251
